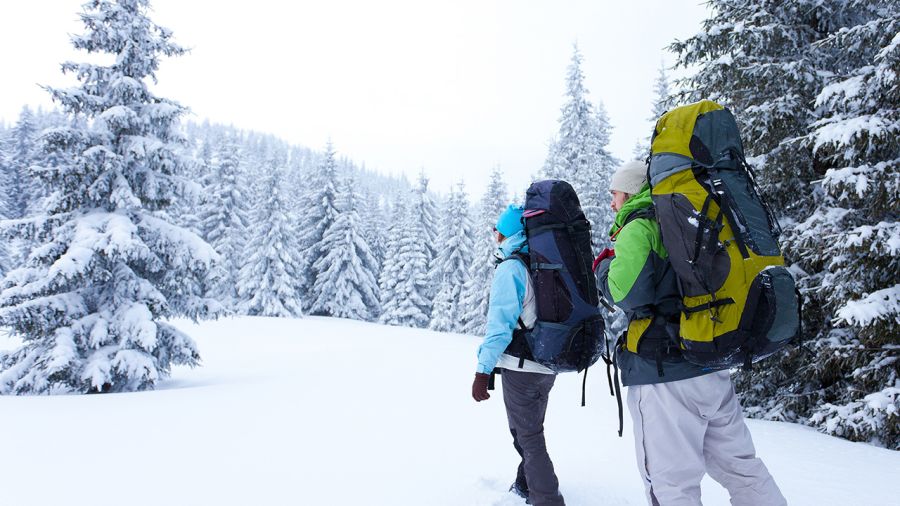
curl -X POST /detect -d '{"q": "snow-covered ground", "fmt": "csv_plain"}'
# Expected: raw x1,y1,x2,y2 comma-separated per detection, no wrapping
1,316,897,505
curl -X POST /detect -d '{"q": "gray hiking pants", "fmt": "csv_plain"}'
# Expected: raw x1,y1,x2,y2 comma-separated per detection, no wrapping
626,370,786,506
501,368,565,506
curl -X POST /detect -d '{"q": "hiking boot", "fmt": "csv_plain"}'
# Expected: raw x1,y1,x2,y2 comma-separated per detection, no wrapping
509,482,531,504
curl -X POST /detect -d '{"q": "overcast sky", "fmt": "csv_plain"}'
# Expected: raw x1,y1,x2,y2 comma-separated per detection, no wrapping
0,0,709,199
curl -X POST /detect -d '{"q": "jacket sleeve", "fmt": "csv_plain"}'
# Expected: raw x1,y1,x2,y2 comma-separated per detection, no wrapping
598,219,659,313
476,260,528,374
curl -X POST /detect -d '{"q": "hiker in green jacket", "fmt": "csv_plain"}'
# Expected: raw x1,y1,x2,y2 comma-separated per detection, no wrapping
594,160,786,506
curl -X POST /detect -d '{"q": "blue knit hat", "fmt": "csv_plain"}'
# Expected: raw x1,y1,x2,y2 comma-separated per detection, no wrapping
495,204,525,238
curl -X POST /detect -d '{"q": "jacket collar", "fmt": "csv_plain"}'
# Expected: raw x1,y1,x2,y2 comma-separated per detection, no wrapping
495,230,528,261
610,184,652,236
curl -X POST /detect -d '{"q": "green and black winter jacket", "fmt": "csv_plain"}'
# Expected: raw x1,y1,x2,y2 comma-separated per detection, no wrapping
595,185,713,386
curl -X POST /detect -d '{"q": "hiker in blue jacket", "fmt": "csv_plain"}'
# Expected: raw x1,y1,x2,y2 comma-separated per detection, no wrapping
472,204,565,506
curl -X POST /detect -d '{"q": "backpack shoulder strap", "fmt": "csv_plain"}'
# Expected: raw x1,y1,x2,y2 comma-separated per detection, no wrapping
503,252,531,332
611,206,655,241
624,206,655,226
503,251,530,270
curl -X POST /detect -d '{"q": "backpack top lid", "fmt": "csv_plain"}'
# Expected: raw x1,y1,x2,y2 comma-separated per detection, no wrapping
649,99,745,186
524,179,586,223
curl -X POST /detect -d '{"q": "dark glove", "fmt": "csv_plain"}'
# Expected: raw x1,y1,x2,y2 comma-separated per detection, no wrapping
472,372,491,401
592,248,615,272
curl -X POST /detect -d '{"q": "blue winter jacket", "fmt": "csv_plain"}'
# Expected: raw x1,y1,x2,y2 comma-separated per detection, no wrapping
476,231,530,374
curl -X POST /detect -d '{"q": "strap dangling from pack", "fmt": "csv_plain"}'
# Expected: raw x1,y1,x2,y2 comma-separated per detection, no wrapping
612,354,623,438
603,356,615,397
601,332,625,437
581,367,589,407
488,370,496,391
602,332,615,396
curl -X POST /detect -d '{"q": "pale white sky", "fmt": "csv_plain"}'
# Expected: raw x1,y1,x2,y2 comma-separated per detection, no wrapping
0,0,709,198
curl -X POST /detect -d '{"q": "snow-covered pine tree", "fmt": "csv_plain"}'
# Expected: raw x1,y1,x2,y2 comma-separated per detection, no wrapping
359,188,386,272
544,44,616,250
237,155,304,318
25,108,70,219
429,182,475,332
650,61,672,124
199,133,249,309
461,167,508,335
300,141,340,306
378,194,408,325
6,106,38,220
631,140,648,163
309,174,380,320
284,143,310,224
380,188,432,328
670,0,849,219
786,8,900,449
4,106,42,267
0,0,221,394
169,130,209,235
412,169,440,303
240,133,272,224
0,145,12,276
543,44,597,183
634,61,672,161
541,138,563,181
584,101,619,250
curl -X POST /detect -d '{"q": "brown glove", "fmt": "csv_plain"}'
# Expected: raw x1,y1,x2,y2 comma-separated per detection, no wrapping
472,372,491,401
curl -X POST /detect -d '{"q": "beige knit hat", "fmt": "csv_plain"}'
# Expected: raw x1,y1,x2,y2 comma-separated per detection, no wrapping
610,160,648,195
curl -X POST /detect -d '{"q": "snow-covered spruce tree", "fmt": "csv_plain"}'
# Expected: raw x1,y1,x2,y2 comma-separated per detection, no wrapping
4,107,42,267
670,0,855,219
0,149,12,276
239,133,273,223
284,143,311,222
543,44,616,250
429,183,475,332
361,188,388,270
583,101,619,250
198,133,249,309
377,194,408,325
237,156,304,317
461,167,508,335
299,141,340,306
26,109,71,219
380,189,432,328
309,175,380,320
543,44,596,183
787,9,900,449
0,0,221,394
6,106,38,220
634,61,673,161
412,169,440,301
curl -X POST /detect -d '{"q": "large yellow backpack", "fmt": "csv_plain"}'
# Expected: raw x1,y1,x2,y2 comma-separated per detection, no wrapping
648,99,800,368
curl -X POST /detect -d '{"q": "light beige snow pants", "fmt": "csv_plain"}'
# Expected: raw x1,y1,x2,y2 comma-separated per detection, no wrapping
626,370,787,506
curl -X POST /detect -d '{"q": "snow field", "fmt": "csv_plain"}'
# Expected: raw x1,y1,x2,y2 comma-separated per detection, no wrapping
0,316,898,505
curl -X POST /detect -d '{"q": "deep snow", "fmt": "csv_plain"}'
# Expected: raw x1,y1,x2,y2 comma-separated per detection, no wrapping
1,316,898,505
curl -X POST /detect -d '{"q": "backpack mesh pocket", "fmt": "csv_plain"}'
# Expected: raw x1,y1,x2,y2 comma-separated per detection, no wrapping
534,268,573,323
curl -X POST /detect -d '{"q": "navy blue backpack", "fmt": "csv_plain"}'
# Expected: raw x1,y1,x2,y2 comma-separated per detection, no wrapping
520,180,605,380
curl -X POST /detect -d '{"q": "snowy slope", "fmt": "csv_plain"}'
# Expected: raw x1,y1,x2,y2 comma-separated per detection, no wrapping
0,316,897,506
